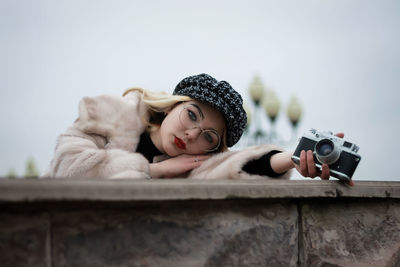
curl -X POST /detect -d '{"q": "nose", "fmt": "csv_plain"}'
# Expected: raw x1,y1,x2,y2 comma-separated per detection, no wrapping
185,127,202,140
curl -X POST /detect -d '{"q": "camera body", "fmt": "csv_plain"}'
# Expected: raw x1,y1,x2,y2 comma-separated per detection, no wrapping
291,129,361,181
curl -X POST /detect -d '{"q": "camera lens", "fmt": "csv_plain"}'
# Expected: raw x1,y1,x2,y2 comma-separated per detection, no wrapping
317,142,333,156
315,139,340,165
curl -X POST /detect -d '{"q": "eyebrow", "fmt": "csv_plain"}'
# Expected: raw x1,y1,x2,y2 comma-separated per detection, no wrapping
189,103,205,120
189,103,221,134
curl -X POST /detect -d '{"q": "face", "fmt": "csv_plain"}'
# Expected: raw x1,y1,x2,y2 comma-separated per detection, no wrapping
157,101,226,156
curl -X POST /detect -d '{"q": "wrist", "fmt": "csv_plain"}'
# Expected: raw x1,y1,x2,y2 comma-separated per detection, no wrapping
282,151,295,169
270,151,295,174
288,151,295,168
149,163,163,178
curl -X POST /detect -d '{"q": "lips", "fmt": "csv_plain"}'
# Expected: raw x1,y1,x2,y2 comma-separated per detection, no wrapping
174,136,186,150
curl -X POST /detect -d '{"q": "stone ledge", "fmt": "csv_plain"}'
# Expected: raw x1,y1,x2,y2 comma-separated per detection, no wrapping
0,178,399,202
1,178,400,267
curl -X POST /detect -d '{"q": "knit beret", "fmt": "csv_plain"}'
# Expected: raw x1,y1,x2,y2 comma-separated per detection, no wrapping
173,73,247,147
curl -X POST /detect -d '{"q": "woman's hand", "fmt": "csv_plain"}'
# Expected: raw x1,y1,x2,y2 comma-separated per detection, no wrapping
294,150,331,179
149,154,210,178
293,132,354,185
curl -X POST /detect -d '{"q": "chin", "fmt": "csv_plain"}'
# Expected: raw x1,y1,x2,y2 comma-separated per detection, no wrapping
164,145,180,157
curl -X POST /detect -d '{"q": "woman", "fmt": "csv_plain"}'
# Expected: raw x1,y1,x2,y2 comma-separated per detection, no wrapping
44,73,335,180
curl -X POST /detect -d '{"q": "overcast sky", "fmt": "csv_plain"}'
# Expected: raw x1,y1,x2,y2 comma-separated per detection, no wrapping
1,0,399,181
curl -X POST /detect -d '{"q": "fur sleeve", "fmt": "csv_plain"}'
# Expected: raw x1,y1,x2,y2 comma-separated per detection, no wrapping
76,91,148,151
43,91,151,179
187,144,292,180
43,128,150,179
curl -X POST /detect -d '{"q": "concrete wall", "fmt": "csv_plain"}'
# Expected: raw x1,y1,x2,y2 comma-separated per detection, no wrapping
0,179,399,267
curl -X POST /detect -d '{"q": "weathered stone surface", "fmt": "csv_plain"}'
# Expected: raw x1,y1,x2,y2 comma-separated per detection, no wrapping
0,213,50,267
301,199,400,267
1,179,400,202
51,201,298,267
1,179,400,266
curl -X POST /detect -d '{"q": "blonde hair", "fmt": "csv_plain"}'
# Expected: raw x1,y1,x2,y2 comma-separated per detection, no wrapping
123,87,228,152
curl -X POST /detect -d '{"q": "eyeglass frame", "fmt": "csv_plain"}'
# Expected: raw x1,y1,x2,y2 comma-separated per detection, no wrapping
178,104,222,152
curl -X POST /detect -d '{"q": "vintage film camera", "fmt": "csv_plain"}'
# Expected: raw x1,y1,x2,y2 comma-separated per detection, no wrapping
291,129,361,181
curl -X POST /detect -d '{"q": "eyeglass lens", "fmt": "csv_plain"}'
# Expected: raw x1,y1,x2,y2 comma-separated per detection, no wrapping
179,106,221,151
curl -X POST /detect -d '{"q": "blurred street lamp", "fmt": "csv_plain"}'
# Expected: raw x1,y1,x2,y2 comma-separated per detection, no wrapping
287,96,302,128
243,103,252,130
287,96,303,143
236,75,303,149
247,75,267,144
262,90,281,143
249,75,264,105
262,90,281,122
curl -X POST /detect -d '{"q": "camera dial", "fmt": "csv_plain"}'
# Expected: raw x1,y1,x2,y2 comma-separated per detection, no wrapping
315,139,341,165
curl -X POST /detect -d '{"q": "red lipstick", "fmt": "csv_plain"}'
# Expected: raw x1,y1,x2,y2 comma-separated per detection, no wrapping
174,136,186,150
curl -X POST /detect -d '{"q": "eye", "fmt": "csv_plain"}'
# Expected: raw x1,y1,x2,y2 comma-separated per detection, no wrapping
187,109,198,122
203,132,214,144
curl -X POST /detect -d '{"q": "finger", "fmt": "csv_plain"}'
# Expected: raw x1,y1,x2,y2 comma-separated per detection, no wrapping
197,155,211,160
306,150,318,178
189,155,211,168
185,154,210,160
299,150,308,176
190,155,210,163
320,164,330,180
335,133,344,138
192,161,203,168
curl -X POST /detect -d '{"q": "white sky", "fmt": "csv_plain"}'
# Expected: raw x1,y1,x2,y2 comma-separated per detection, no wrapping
0,0,399,181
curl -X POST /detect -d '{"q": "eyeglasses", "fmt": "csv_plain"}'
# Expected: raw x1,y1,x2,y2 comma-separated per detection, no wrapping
179,105,221,152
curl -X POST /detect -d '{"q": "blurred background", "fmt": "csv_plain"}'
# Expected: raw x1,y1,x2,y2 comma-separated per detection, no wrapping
0,0,399,180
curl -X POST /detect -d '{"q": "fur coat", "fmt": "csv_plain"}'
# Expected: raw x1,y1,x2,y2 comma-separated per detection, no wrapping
43,91,292,180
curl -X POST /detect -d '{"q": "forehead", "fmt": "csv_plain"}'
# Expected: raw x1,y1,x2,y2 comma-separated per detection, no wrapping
187,100,226,131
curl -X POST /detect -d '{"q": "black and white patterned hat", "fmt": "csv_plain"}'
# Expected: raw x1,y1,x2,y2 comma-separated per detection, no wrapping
173,73,247,147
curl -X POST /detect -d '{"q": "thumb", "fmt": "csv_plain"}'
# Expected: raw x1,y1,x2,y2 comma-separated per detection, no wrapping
335,132,345,138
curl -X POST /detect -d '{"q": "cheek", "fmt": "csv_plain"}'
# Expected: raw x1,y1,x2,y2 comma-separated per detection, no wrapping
159,114,179,141
163,113,181,132
159,120,170,141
